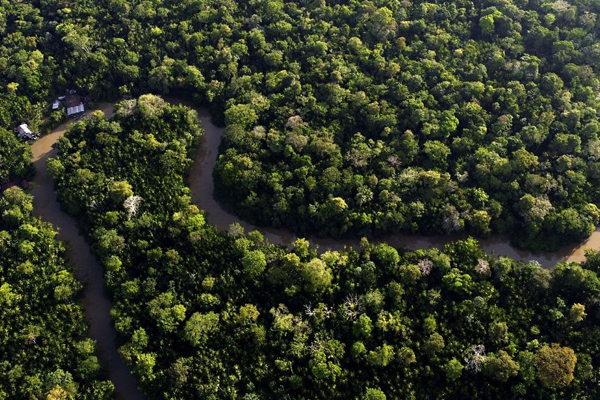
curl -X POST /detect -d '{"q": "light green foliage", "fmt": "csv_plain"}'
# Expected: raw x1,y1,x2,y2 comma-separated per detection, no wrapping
483,351,520,382
242,250,267,279
569,303,586,323
224,104,258,129
148,292,186,332
353,314,373,339
363,388,387,400
109,181,133,204
301,258,332,293
184,312,220,347
443,359,464,381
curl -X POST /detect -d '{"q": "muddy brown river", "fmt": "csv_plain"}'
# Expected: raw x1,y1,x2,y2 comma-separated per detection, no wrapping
27,97,600,398
30,104,144,400
178,98,597,269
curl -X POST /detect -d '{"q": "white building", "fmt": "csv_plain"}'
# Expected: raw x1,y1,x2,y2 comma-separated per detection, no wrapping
17,124,36,140
65,94,85,116
66,103,85,116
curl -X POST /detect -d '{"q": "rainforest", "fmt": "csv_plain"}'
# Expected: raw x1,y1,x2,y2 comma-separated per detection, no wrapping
1,0,600,399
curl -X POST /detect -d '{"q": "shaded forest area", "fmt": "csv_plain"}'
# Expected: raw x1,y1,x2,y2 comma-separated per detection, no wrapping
0,189,114,398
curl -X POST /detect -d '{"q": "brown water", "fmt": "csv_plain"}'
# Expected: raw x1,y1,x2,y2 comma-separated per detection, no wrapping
29,105,144,400
176,98,600,269
26,97,600,398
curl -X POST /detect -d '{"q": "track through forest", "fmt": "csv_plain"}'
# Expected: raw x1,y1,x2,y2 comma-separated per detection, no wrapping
27,97,600,397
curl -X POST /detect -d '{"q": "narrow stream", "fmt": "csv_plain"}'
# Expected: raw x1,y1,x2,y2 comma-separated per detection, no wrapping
26,97,600,398
29,105,145,400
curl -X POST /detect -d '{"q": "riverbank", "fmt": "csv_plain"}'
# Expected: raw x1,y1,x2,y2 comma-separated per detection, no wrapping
29,103,145,400
24,96,599,397
176,97,595,268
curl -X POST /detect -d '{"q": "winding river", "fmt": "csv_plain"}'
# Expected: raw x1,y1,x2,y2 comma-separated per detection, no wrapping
30,104,144,400
27,97,600,397
177,98,598,269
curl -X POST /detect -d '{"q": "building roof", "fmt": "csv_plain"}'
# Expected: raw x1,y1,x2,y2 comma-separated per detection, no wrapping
65,94,82,108
67,104,85,116
17,124,32,134
52,101,61,110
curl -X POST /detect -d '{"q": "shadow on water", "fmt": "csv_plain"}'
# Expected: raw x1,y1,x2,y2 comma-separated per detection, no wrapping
29,105,144,400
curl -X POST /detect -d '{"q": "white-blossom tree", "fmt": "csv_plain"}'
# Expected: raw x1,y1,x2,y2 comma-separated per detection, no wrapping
343,294,364,320
477,259,490,276
466,345,487,373
123,195,143,220
418,259,433,276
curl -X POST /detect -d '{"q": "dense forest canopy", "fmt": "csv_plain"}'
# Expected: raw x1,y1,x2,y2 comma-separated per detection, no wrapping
48,96,600,399
0,188,114,399
0,127,33,184
2,0,600,248
3,0,600,398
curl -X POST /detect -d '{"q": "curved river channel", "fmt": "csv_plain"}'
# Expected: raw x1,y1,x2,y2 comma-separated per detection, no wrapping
30,104,144,400
28,97,600,397
177,97,599,269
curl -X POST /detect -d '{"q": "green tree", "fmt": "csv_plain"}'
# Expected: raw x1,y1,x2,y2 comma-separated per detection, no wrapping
184,312,220,347
534,344,577,389
242,250,267,279
483,351,519,382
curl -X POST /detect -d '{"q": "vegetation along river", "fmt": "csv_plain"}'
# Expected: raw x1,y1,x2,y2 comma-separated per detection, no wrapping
29,104,145,400
177,97,599,269
26,97,600,397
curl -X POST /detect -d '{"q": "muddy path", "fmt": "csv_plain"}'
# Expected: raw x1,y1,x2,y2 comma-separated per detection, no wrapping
29,105,145,400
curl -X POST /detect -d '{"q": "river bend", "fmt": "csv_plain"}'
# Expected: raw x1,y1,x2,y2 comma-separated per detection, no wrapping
30,104,144,400
27,97,600,398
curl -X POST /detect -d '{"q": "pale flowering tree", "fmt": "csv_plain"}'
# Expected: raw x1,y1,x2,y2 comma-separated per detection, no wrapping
466,345,487,373
418,259,433,276
552,0,571,12
123,195,143,220
442,204,462,233
228,222,245,238
304,303,316,318
343,294,364,320
285,115,304,129
305,303,333,319
115,99,137,118
252,125,266,139
455,170,469,183
387,155,401,167
476,259,490,276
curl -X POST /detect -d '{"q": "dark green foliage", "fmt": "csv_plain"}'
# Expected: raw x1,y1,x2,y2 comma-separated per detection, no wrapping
0,127,33,184
0,188,114,399
51,99,600,399
1,0,600,249
3,0,600,397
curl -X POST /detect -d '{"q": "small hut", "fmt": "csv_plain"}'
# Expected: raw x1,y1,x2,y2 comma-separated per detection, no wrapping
65,94,85,116
16,124,36,140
